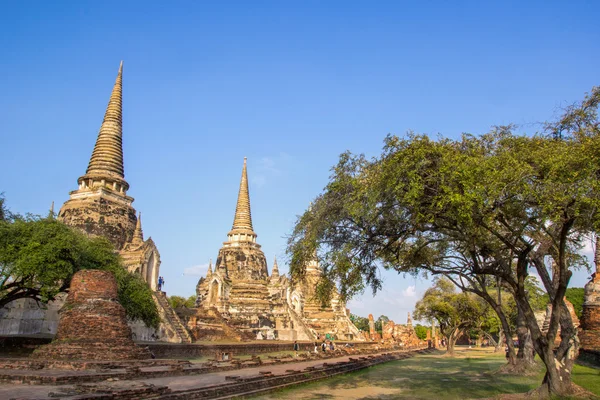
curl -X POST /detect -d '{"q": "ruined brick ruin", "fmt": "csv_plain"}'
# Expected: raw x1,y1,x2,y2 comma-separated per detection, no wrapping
31,270,151,360
382,313,421,347
580,241,600,351
193,159,361,341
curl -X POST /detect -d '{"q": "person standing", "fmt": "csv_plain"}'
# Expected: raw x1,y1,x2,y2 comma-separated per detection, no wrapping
158,276,164,291
313,342,318,353
293,340,299,357
321,341,327,352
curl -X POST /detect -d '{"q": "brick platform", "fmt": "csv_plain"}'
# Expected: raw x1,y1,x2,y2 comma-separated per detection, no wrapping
580,275,600,351
31,270,151,361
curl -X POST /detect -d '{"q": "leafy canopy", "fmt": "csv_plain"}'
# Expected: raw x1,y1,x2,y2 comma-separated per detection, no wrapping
0,210,159,328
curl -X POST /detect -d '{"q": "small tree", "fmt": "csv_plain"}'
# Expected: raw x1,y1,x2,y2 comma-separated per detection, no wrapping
374,315,389,334
414,324,428,340
414,277,487,355
349,314,370,332
168,295,197,309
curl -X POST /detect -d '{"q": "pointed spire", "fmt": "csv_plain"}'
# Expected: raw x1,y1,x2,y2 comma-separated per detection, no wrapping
132,212,143,244
47,201,55,219
81,61,128,188
271,256,280,279
227,157,257,242
232,157,253,231
207,259,213,277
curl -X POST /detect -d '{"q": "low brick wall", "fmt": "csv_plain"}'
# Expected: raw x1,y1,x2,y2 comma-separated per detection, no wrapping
0,335,380,359
145,341,379,359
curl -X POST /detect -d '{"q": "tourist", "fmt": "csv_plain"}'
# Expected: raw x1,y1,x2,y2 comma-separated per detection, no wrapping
314,342,318,353
158,276,164,291
293,340,299,357
329,341,335,351
321,341,327,352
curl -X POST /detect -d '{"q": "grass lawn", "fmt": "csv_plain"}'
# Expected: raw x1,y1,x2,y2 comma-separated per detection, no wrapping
252,347,600,399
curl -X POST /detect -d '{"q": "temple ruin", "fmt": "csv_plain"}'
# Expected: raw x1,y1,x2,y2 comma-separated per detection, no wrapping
32,270,151,360
580,239,600,353
0,63,190,343
192,159,361,341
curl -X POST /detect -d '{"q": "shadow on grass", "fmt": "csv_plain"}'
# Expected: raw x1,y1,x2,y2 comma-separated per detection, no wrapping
256,349,548,400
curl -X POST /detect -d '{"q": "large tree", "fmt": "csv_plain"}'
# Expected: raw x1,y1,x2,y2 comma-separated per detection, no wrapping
287,88,600,396
0,212,160,328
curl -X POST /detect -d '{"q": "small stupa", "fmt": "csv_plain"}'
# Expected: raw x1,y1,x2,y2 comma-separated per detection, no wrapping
31,270,151,360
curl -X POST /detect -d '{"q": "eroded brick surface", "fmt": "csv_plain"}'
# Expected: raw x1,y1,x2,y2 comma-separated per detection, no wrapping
31,270,151,361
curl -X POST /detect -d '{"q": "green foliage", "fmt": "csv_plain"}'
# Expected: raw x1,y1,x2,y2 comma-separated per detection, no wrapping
0,194,8,222
350,313,370,332
0,212,159,328
109,263,160,329
414,324,428,340
168,295,197,309
565,287,585,319
374,315,389,333
414,277,488,339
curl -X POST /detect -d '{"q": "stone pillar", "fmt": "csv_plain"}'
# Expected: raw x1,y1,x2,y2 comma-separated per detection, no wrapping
368,314,375,340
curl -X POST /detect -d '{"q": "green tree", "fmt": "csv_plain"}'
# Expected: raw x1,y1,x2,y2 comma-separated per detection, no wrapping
374,315,389,334
287,88,600,396
349,314,369,332
414,277,487,354
414,324,428,340
168,295,197,309
0,213,159,328
0,194,8,222
565,288,585,319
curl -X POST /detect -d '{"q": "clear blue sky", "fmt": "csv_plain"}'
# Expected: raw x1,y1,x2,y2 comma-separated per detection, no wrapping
1,1,598,323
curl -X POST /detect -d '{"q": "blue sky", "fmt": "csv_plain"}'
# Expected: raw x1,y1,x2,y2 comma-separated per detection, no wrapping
1,1,598,323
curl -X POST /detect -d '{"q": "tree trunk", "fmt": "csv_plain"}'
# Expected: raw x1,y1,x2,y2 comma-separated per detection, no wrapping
537,345,574,397
513,285,575,397
516,308,536,366
495,330,504,353
446,328,462,356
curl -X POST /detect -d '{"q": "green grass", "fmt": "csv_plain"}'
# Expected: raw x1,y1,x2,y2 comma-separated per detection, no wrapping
572,364,600,396
251,347,600,400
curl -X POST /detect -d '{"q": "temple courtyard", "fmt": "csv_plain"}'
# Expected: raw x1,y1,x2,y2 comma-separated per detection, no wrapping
255,347,600,400
1,346,598,399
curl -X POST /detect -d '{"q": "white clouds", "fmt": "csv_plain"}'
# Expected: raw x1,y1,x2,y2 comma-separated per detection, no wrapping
183,263,208,277
582,236,595,258
250,153,293,188
402,285,416,298
252,175,267,188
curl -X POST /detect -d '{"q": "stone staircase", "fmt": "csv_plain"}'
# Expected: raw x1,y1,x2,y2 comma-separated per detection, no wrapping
153,292,193,343
285,304,315,341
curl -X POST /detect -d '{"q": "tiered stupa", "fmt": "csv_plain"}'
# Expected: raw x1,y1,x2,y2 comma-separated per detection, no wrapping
58,62,160,290
56,63,190,343
193,159,361,341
